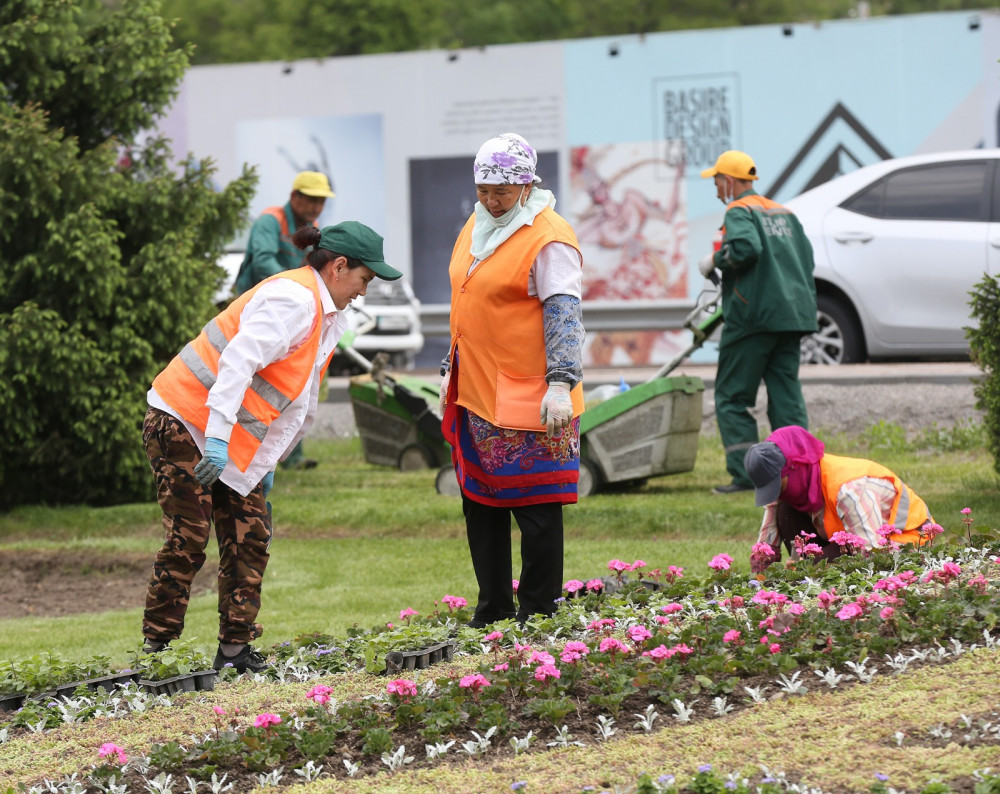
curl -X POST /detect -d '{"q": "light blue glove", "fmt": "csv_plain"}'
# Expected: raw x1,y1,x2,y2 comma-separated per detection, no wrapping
261,470,274,500
193,437,229,486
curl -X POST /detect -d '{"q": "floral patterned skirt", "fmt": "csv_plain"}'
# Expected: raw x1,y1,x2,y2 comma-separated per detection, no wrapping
443,405,580,508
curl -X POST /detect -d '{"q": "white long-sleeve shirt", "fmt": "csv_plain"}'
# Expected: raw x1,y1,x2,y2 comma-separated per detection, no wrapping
149,268,346,495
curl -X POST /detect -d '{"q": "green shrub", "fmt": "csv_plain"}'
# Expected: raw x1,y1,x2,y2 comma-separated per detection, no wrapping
968,274,1000,476
0,0,255,508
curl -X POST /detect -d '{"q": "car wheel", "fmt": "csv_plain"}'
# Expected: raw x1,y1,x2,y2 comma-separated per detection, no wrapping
800,294,865,365
577,459,602,498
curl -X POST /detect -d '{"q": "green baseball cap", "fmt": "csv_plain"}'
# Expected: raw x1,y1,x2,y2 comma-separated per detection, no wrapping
317,221,402,281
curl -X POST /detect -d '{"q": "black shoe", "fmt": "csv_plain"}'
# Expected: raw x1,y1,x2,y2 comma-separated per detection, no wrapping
466,619,488,629
213,644,270,674
142,640,170,654
712,482,754,495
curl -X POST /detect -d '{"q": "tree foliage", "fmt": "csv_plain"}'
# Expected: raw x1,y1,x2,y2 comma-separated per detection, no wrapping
968,276,1000,477
157,0,984,65
0,0,256,508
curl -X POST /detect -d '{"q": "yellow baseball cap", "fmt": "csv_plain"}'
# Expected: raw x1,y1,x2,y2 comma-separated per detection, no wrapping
292,171,336,198
700,150,758,181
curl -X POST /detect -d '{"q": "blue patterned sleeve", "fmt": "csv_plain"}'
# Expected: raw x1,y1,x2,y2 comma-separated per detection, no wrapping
542,294,584,388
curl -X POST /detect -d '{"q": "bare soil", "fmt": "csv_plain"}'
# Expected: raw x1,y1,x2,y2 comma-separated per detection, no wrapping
0,549,215,620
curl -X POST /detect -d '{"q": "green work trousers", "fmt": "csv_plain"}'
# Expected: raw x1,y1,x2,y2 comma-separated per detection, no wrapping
714,331,809,487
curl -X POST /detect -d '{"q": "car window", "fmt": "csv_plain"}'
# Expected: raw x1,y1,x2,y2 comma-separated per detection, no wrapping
842,161,991,222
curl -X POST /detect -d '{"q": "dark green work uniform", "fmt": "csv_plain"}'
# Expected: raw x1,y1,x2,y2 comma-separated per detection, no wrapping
711,189,817,487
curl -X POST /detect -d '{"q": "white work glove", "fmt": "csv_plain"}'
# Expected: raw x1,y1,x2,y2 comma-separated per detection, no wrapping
698,253,717,278
438,367,451,418
540,381,573,436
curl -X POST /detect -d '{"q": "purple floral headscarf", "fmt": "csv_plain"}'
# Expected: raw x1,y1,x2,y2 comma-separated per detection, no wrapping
473,133,541,185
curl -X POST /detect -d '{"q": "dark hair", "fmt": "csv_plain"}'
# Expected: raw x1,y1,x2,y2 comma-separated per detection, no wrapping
291,226,364,271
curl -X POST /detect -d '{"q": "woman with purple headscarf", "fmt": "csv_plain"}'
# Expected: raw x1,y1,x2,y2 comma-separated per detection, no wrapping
439,133,586,627
744,426,937,573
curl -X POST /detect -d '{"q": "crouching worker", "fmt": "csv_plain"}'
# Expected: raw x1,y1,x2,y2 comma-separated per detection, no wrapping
141,221,401,672
744,425,938,573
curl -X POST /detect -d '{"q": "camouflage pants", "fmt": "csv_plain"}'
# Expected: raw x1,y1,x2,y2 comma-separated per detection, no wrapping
142,407,271,645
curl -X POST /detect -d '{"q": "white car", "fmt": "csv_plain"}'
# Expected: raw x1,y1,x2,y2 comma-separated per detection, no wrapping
213,248,423,372
787,149,1000,364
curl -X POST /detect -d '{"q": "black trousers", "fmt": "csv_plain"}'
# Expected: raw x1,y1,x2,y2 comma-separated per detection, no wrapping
462,495,564,624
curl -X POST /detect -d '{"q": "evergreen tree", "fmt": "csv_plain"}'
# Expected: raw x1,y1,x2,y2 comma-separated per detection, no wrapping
0,0,256,508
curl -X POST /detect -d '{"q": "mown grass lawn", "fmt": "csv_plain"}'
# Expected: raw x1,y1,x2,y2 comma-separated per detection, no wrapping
1,422,998,792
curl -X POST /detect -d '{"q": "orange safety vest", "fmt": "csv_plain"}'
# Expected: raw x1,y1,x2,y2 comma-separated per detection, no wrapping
152,266,328,472
820,454,931,546
448,208,585,430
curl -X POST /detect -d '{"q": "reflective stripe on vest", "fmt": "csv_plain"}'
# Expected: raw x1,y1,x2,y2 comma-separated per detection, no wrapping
152,266,323,470
819,454,931,545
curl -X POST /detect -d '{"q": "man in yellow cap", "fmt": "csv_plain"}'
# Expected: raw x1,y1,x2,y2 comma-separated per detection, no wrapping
698,151,818,495
234,171,336,469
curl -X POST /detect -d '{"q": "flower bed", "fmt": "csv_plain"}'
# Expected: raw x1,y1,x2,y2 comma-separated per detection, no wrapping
2,517,999,792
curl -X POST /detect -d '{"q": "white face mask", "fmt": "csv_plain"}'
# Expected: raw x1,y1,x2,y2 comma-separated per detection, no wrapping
722,176,735,205
481,186,526,230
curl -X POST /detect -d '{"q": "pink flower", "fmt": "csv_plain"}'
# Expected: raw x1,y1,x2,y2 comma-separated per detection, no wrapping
664,565,684,582
720,595,744,610
751,542,777,564
708,553,733,571
560,641,590,663
642,644,671,660
961,507,972,515
587,617,616,632
511,578,519,593
564,579,585,594
752,590,789,608
213,705,226,716
306,685,333,704
441,594,468,611
829,531,867,551
800,542,824,559
585,578,605,592
399,607,418,621
631,559,647,572
484,630,504,643
671,643,694,658
817,589,840,610
920,523,944,540
529,650,556,666
627,625,653,644
879,607,896,620
660,602,683,614
254,713,281,729
654,615,670,626
966,573,989,594
769,643,781,654
607,558,631,573
836,603,864,621
98,743,128,765
723,629,742,644
386,679,417,699
459,673,490,693
598,637,630,655
493,662,509,672
534,664,561,682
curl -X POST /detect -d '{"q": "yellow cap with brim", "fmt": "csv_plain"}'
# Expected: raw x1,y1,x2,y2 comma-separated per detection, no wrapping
292,171,336,198
700,150,758,181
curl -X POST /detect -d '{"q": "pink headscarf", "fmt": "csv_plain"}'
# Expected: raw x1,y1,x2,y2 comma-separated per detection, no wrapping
767,426,825,513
